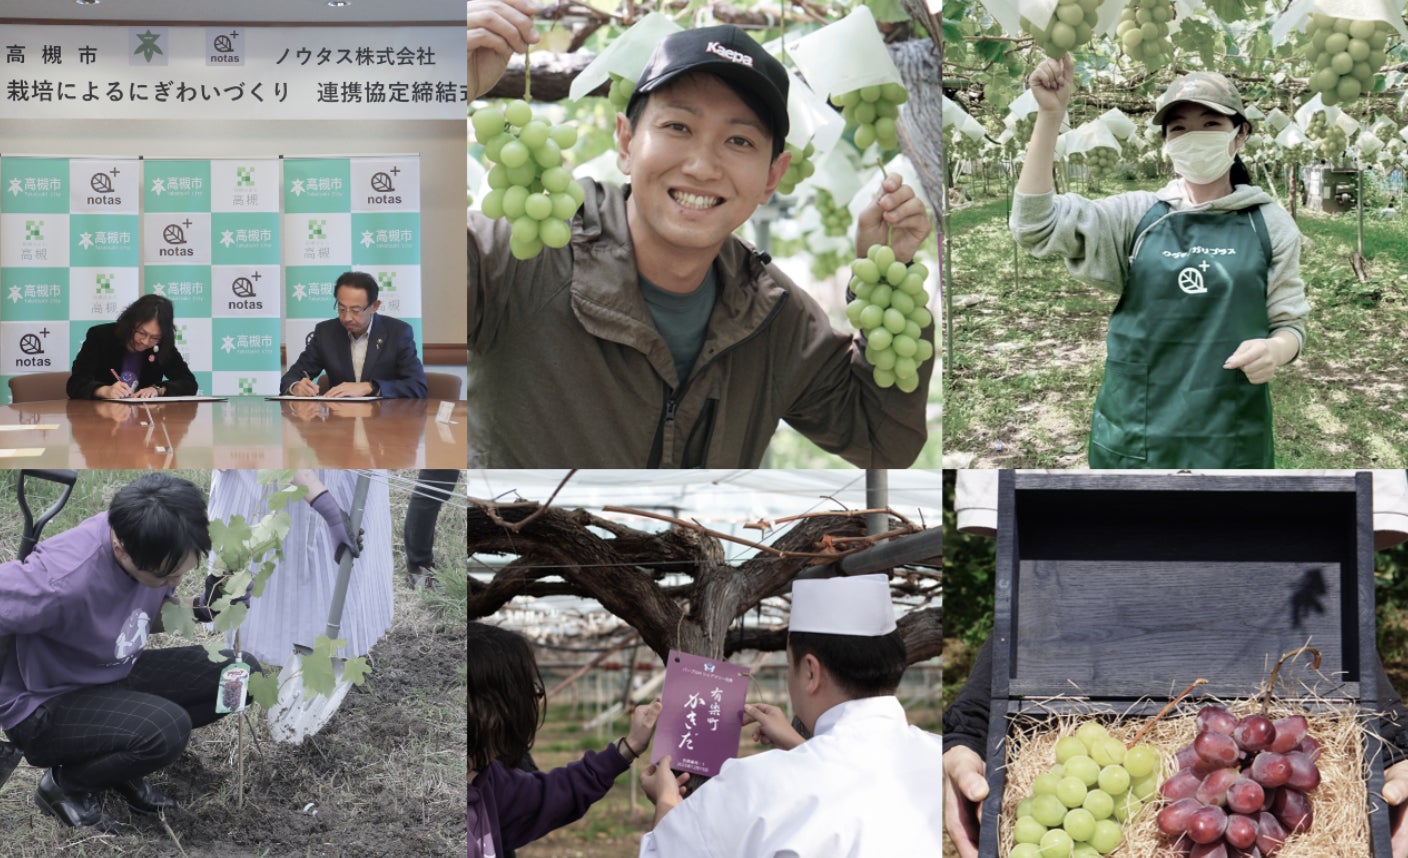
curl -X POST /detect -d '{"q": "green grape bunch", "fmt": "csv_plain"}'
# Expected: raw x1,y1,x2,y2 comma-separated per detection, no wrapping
1116,0,1174,71
472,99,587,261
606,73,636,114
1008,722,1161,858
1306,14,1394,107
844,243,934,393
1304,109,1348,161
777,141,817,195
816,188,853,238
1023,0,1103,59
1014,114,1037,143
1082,145,1119,179
831,83,909,150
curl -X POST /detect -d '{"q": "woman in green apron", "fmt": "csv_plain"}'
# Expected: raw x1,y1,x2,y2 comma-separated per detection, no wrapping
1011,56,1308,468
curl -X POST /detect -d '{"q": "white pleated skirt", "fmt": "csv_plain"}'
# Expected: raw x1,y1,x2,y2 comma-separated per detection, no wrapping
207,470,395,666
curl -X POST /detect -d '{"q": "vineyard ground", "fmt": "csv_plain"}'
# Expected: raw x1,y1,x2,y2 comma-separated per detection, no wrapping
0,470,468,857
942,179,1408,468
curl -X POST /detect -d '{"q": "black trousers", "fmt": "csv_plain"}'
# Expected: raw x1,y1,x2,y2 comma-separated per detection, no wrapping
7,645,259,793
403,469,459,571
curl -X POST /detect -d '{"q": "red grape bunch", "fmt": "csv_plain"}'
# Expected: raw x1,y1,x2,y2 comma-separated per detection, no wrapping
1157,705,1321,857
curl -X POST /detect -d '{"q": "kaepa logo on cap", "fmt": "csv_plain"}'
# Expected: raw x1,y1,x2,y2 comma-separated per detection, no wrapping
705,41,754,67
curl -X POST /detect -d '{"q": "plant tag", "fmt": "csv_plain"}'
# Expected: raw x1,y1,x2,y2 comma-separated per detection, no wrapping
650,650,750,777
216,661,251,714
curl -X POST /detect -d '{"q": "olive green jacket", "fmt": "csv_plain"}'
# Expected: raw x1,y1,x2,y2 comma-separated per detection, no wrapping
467,180,929,467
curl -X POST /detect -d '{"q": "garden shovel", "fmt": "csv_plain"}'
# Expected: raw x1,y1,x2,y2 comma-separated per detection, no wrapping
2,469,78,791
267,472,370,744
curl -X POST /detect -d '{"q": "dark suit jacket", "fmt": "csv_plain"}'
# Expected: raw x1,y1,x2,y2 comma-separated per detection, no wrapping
66,323,198,400
279,314,427,398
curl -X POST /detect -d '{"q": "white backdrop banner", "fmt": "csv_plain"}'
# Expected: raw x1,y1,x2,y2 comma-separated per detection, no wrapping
0,156,141,403
0,25,466,120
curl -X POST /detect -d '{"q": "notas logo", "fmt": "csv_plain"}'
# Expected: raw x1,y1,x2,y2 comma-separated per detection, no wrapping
367,171,401,205
228,275,262,309
16,329,50,367
88,172,121,204
160,221,194,256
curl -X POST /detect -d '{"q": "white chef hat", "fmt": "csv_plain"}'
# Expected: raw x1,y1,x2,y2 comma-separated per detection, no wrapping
789,573,897,636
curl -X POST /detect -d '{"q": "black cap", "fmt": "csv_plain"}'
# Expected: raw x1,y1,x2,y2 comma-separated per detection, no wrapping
627,25,790,146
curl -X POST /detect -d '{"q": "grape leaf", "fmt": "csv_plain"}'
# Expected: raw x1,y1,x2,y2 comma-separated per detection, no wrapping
160,599,197,640
1203,0,1248,23
866,0,912,23
341,657,371,688
248,670,281,710
213,601,248,634
298,653,337,698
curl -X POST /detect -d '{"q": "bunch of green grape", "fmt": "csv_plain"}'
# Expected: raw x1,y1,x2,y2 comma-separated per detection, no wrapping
1013,114,1036,143
606,73,636,114
1305,110,1348,161
844,244,934,393
472,100,586,260
777,141,817,195
1306,14,1393,107
1022,0,1102,59
1008,722,1162,858
1080,146,1120,179
831,83,908,150
815,189,852,238
1116,0,1174,71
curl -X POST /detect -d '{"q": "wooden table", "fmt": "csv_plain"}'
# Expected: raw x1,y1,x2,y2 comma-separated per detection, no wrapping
0,398,467,469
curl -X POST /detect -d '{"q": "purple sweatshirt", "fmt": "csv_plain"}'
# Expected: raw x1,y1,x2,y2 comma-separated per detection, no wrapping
468,744,630,857
0,512,173,731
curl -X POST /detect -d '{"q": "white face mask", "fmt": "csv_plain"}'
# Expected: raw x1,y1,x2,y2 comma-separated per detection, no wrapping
1163,129,1239,185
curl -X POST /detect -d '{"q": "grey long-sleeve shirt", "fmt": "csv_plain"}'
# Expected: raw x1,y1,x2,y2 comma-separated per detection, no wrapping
1010,180,1308,353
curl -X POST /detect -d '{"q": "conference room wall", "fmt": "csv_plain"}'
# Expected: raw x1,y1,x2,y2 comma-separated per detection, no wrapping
4,118,468,377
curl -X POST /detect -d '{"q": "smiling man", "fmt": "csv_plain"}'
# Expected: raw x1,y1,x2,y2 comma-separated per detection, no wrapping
467,8,934,467
0,474,259,834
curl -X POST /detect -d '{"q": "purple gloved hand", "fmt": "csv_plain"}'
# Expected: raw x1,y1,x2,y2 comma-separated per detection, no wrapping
308,490,362,563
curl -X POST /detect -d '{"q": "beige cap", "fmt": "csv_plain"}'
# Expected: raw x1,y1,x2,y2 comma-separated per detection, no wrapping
790,573,897,636
1152,72,1245,126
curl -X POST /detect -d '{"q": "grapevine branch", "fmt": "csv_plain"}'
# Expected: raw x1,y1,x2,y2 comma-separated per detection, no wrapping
467,469,579,533
601,504,871,560
1127,678,1209,748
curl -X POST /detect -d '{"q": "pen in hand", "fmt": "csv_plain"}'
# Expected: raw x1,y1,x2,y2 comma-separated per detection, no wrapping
109,369,130,400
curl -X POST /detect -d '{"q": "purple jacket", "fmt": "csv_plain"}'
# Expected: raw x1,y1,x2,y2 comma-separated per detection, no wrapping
468,744,629,857
0,513,173,731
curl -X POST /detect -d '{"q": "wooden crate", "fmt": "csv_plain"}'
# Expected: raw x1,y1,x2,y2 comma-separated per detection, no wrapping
975,471,1388,857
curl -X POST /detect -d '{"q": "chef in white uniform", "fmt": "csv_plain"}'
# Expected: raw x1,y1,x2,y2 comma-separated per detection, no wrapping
637,573,942,857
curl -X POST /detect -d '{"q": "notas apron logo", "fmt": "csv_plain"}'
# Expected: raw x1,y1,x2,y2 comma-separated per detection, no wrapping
1177,266,1207,295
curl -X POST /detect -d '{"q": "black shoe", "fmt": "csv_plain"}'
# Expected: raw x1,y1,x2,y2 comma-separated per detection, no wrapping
406,565,442,592
114,776,178,814
34,770,119,833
